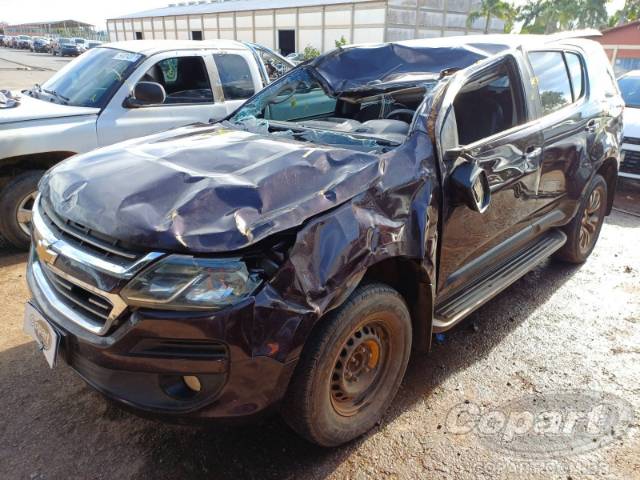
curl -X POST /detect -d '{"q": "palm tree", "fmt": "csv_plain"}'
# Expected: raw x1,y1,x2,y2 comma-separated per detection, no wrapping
576,0,608,29
466,0,516,34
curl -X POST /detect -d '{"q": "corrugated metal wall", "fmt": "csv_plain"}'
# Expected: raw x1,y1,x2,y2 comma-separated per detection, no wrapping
106,0,503,53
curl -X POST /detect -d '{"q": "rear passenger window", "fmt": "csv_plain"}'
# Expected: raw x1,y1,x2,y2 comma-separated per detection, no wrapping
565,53,584,100
528,51,572,114
213,54,255,100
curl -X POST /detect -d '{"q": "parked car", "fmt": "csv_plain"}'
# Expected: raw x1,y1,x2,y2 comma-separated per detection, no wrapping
17,35,32,49
73,37,87,53
59,40,81,56
86,40,103,49
617,70,640,180
50,37,72,56
23,35,622,446
0,40,293,248
31,37,50,53
0,35,6,46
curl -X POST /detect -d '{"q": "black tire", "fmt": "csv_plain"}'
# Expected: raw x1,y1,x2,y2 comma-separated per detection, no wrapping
554,174,608,264
282,283,412,446
0,170,44,250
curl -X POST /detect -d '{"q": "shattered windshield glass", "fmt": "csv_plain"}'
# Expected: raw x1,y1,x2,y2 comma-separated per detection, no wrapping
228,67,435,153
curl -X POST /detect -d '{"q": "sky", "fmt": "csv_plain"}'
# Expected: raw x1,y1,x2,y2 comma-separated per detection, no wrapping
0,0,168,30
0,0,629,31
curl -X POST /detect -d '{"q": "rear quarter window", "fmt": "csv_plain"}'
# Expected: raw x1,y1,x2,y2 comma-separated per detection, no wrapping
528,51,573,115
564,52,584,99
213,53,256,101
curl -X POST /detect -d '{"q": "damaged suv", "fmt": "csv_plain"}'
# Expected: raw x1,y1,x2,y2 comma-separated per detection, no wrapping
25,35,622,446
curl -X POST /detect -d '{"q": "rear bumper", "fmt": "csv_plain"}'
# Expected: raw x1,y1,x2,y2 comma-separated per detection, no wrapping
26,251,298,420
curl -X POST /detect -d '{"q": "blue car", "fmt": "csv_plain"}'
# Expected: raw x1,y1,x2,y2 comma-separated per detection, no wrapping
54,40,79,57
32,37,50,53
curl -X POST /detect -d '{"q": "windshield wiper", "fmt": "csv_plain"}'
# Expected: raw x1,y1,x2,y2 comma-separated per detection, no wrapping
42,88,70,105
26,83,42,98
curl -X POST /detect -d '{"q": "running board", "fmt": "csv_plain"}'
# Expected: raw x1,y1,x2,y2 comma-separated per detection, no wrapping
433,229,567,332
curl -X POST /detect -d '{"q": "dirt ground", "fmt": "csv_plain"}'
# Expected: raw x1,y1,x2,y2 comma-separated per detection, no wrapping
0,47,71,91
0,182,638,479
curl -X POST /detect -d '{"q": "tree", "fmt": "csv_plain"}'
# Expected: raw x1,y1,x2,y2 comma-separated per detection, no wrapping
303,44,320,60
334,35,348,48
609,0,640,26
466,0,516,33
518,0,608,33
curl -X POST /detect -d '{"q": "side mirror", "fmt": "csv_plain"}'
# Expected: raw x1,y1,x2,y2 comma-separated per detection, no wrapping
124,81,166,108
450,159,491,213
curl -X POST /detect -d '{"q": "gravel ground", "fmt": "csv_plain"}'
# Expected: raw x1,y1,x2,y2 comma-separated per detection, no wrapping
0,184,638,480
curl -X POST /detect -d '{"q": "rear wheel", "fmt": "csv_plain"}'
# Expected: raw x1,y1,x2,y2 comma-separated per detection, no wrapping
0,170,44,250
282,283,412,446
554,174,608,264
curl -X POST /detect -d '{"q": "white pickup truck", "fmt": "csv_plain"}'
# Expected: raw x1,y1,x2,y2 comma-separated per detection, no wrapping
0,39,293,248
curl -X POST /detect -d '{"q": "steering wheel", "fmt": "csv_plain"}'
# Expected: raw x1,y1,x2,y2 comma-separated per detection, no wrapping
269,83,297,104
385,109,415,122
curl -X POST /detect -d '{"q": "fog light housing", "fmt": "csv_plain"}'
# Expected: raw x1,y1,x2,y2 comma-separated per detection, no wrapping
159,374,202,400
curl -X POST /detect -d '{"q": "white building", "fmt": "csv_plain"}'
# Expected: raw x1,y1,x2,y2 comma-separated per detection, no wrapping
107,0,505,55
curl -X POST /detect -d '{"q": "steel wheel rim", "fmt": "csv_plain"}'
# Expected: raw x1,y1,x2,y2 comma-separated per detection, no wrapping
330,319,390,417
579,187,603,253
16,191,37,236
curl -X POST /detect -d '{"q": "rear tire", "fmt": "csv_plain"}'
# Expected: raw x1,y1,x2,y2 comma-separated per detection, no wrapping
0,170,44,250
554,174,608,264
282,283,412,446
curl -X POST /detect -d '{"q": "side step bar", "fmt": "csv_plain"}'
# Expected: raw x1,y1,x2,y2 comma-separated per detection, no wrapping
433,229,567,332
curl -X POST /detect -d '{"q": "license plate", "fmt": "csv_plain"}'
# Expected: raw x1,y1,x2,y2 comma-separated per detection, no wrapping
23,302,59,368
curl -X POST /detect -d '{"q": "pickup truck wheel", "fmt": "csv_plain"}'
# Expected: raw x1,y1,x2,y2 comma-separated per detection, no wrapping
282,283,411,446
554,174,607,264
0,170,44,250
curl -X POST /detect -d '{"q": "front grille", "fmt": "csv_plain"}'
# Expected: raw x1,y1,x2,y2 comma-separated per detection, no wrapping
42,264,114,327
622,136,640,145
40,200,141,266
622,149,640,175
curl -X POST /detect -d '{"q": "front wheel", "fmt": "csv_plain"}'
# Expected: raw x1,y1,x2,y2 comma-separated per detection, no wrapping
282,283,412,446
554,174,608,264
0,170,44,250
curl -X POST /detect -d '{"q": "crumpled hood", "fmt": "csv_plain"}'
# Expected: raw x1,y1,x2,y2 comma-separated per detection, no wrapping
0,92,99,124
40,124,385,252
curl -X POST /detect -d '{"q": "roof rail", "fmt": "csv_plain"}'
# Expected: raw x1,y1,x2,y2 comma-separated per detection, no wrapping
544,29,602,42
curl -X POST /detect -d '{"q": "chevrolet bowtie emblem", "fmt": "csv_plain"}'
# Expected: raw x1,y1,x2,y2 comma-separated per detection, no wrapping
34,229,58,266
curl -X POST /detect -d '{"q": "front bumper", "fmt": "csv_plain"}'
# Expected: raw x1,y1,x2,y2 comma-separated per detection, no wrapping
27,251,297,419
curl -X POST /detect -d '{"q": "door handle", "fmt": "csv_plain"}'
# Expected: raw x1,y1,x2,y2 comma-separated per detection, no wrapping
585,119,597,133
524,146,542,159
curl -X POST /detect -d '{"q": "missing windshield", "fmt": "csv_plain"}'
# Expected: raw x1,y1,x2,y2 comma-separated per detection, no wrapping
227,67,434,153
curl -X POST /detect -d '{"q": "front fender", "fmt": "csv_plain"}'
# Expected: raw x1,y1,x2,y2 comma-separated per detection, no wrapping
249,130,441,363
0,115,98,160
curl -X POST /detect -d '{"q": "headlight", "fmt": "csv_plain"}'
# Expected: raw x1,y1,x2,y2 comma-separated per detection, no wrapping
121,255,261,310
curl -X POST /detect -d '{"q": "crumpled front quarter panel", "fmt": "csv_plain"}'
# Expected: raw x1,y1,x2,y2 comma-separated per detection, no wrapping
251,122,440,362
